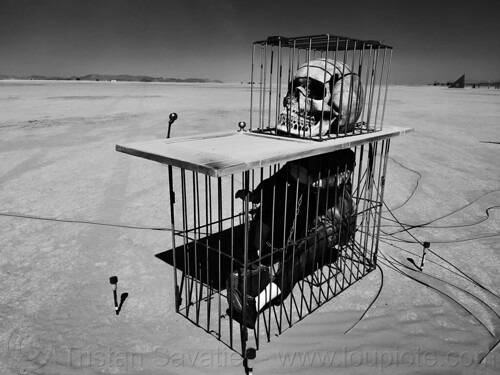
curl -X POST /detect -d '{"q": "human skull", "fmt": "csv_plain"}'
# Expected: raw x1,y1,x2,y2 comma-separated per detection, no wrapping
277,58,363,137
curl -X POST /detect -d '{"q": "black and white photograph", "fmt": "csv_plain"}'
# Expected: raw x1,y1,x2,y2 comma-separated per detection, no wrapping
1,1,499,374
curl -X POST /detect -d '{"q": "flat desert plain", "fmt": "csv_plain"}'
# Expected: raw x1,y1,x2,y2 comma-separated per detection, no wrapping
0,81,499,374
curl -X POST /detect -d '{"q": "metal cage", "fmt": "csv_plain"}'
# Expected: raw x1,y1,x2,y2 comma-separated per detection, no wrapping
249,34,393,140
115,33,412,372
164,139,391,356
118,126,414,363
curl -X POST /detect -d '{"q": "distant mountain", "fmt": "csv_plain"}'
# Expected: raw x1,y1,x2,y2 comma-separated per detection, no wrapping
0,74,223,84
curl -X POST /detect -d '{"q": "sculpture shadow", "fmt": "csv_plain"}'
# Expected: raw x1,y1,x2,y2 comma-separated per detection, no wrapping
155,224,247,292
117,292,128,315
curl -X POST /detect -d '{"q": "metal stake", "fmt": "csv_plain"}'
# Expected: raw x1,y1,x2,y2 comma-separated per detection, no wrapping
420,242,430,270
109,276,118,315
166,113,178,139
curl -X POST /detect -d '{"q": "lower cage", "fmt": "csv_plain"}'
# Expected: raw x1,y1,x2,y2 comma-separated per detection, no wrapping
159,138,390,356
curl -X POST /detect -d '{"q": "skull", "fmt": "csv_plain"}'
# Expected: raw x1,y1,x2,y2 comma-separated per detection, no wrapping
277,58,363,137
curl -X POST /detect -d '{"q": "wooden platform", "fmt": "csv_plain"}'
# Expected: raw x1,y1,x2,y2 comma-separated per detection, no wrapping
116,126,413,177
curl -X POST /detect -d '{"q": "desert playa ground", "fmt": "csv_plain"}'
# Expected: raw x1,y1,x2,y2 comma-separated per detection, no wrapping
0,81,499,374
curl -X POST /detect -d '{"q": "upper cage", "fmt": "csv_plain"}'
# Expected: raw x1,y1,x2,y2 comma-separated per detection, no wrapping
249,34,393,141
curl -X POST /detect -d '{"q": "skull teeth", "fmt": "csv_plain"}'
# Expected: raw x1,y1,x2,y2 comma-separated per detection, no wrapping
279,112,316,132
290,108,314,121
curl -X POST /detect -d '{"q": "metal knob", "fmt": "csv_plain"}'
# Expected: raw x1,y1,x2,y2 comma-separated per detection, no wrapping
238,121,247,132
245,348,256,374
167,113,178,138
169,113,178,125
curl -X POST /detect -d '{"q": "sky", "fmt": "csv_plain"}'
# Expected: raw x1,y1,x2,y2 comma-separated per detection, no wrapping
0,0,499,85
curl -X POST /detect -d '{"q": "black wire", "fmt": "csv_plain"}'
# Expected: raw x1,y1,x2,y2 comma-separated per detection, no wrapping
344,264,384,334
369,160,500,300
382,250,500,321
382,251,500,361
377,251,495,338
358,165,500,301
379,253,500,361
381,200,425,244
0,212,171,231
363,194,499,299
382,187,500,233
425,246,500,298
380,201,500,297
386,156,421,212
380,228,500,244
383,154,500,233
378,237,500,298
480,338,500,364
382,204,500,230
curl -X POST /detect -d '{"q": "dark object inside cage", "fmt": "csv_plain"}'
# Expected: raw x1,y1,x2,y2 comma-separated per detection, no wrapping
249,34,393,141
116,34,412,372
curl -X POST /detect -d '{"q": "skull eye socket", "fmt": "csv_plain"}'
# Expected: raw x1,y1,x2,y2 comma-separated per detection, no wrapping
288,77,327,100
